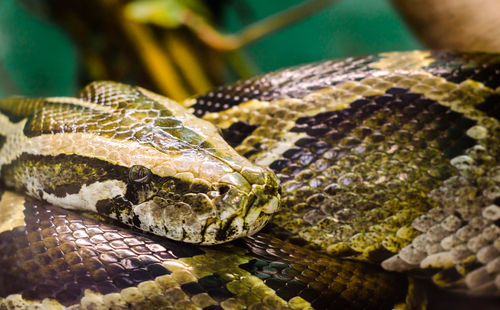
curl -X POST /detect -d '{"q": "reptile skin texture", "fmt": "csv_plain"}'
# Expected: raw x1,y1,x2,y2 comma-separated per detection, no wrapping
0,195,409,309
1,51,500,309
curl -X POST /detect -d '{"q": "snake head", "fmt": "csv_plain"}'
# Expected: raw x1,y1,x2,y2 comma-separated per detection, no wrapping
104,85,281,244
128,163,280,244
0,82,280,244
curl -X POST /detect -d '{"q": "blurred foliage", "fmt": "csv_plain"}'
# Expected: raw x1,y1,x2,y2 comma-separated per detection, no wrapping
124,0,211,28
17,0,231,101
0,0,77,97
0,0,422,98
236,1,422,72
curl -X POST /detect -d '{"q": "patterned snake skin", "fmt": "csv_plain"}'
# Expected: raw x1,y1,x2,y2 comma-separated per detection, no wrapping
1,51,500,309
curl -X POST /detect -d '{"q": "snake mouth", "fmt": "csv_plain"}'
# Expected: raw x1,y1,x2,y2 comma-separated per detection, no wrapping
186,164,281,244
214,214,239,243
244,192,280,235
211,186,280,243
196,177,281,244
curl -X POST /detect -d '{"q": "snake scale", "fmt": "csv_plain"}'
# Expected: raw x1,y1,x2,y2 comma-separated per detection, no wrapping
0,51,499,309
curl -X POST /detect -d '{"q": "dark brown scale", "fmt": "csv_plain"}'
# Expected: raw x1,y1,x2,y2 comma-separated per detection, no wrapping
269,159,292,172
0,135,6,150
221,121,259,148
204,306,224,310
477,94,500,121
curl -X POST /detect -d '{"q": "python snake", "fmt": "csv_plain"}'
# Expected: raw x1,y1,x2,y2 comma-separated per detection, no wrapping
0,51,499,309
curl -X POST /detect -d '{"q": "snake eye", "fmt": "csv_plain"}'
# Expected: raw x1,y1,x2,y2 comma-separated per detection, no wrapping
129,165,151,183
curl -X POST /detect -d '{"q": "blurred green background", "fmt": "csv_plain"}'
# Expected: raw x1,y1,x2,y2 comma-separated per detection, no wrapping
0,0,422,97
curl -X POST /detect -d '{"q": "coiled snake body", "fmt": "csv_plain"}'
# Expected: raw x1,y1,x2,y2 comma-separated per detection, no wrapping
0,51,499,309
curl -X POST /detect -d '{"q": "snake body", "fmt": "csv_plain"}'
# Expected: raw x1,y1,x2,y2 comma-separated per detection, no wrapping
0,51,499,309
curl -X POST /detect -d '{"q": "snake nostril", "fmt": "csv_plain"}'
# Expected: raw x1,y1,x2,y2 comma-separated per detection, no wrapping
218,185,230,195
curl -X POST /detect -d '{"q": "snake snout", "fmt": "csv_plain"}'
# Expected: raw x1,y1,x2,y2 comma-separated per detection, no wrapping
200,166,281,244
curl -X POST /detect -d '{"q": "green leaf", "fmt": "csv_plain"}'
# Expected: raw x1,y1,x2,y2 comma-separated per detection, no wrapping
124,0,210,28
